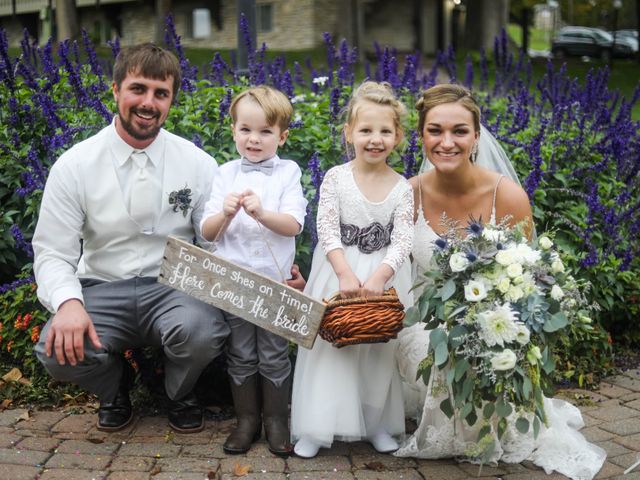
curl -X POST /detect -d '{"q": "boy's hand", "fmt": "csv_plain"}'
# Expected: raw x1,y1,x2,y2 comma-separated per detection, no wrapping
241,189,264,220
223,192,243,218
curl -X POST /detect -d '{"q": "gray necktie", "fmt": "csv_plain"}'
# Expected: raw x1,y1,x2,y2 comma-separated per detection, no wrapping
129,150,155,234
240,157,274,175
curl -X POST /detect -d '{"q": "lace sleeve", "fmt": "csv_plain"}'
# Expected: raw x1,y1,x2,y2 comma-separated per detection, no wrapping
382,181,414,273
316,167,343,254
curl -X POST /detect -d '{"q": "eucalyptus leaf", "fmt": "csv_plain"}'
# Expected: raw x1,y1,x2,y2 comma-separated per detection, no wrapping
429,328,447,348
543,311,568,332
523,376,533,399
497,417,508,438
440,279,456,302
447,368,456,386
434,342,449,367
440,397,454,419
467,409,478,426
533,417,541,438
461,401,473,420
454,358,470,382
420,364,432,386
515,417,530,434
496,400,513,418
483,402,495,419
403,306,420,327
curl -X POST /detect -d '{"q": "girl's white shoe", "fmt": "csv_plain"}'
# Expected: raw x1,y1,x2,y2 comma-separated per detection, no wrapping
368,431,399,453
294,437,321,458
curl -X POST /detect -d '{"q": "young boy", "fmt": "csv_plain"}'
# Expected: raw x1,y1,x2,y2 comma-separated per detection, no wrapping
200,85,307,456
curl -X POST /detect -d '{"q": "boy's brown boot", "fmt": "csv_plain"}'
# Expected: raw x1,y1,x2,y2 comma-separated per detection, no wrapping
262,375,293,457
223,374,261,454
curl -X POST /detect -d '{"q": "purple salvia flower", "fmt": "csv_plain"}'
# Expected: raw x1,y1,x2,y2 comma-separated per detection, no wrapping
0,276,35,295
10,224,33,258
401,131,420,178
463,54,474,89
107,37,120,58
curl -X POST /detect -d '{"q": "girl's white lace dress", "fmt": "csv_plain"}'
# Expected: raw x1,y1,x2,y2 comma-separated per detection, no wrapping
291,163,414,448
394,189,607,480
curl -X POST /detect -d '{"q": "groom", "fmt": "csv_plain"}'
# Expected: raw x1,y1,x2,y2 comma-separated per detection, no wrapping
32,43,229,433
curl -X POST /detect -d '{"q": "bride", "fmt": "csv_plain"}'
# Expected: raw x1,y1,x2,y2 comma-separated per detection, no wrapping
394,84,606,480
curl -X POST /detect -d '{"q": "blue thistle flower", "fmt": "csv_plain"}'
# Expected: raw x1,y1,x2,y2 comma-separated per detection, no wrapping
465,215,484,237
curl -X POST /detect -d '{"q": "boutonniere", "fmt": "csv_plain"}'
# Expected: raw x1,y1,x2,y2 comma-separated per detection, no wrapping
168,186,193,217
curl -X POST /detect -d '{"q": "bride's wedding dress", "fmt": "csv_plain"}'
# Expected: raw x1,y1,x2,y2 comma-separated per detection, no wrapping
394,195,607,480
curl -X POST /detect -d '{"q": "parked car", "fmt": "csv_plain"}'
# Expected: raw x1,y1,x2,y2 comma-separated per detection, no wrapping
552,26,635,61
612,30,639,53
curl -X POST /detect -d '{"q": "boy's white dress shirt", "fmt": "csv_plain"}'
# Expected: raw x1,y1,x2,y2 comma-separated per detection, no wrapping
201,155,307,281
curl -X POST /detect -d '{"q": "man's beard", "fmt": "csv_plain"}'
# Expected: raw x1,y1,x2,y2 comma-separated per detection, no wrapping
118,106,163,141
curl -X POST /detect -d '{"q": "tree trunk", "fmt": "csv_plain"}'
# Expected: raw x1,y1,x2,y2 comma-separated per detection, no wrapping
155,0,173,44
56,0,79,42
464,0,509,52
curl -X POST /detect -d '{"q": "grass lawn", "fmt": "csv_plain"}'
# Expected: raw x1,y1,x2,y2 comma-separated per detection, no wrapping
508,23,553,52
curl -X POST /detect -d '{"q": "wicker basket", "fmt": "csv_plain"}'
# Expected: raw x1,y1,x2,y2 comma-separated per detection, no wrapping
319,288,405,348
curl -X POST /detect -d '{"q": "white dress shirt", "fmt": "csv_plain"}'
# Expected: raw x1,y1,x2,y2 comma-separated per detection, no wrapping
200,155,307,282
33,118,218,312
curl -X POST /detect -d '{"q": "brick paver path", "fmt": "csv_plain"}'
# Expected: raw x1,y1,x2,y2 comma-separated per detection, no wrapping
0,366,638,479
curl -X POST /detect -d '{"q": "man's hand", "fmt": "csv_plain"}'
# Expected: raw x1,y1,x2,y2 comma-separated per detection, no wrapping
286,263,306,291
45,299,102,366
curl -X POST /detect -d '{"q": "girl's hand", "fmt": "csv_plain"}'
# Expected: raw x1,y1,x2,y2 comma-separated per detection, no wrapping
338,271,361,298
361,277,386,297
223,192,243,218
241,189,264,220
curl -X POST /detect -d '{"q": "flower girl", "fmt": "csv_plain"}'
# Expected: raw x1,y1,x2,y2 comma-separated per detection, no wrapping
291,81,414,458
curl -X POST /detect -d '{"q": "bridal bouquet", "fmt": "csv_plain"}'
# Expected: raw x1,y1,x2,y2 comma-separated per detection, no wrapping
405,217,593,461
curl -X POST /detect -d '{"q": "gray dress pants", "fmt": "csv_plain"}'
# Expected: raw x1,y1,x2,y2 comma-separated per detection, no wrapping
225,312,291,387
35,277,229,402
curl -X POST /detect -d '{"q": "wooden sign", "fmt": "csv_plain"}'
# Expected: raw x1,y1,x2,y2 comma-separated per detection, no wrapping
158,236,325,349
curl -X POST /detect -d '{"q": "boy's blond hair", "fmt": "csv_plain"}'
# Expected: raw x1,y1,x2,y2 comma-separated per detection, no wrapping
230,85,293,132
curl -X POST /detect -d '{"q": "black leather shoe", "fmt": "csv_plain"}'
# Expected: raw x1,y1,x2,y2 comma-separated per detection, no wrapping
97,360,134,432
168,391,204,433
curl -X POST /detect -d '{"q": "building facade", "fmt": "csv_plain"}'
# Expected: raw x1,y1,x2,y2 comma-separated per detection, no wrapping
0,0,499,55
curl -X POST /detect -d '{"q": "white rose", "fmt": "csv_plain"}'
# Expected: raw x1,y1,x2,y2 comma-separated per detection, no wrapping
495,249,517,266
491,349,517,371
516,243,541,265
506,263,523,278
496,277,511,294
550,284,564,300
538,236,553,250
515,325,531,345
506,285,525,302
450,253,470,272
464,280,487,302
551,258,565,273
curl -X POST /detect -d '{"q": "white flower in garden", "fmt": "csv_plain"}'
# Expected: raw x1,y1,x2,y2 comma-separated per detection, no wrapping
312,76,329,86
464,280,487,302
550,284,564,300
450,253,470,272
551,258,565,273
491,349,517,371
515,325,531,345
482,227,505,242
527,345,542,364
290,95,306,104
478,304,521,347
538,236,553,250
495,248,518,266
496,277,511,294
506,263,523,278
506,285,525,302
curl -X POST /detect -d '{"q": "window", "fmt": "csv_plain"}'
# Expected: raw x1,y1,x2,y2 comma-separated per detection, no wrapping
256,3,273,33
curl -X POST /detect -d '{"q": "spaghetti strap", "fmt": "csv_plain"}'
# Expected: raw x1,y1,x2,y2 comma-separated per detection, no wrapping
417,174,425,217
490,175,504,224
